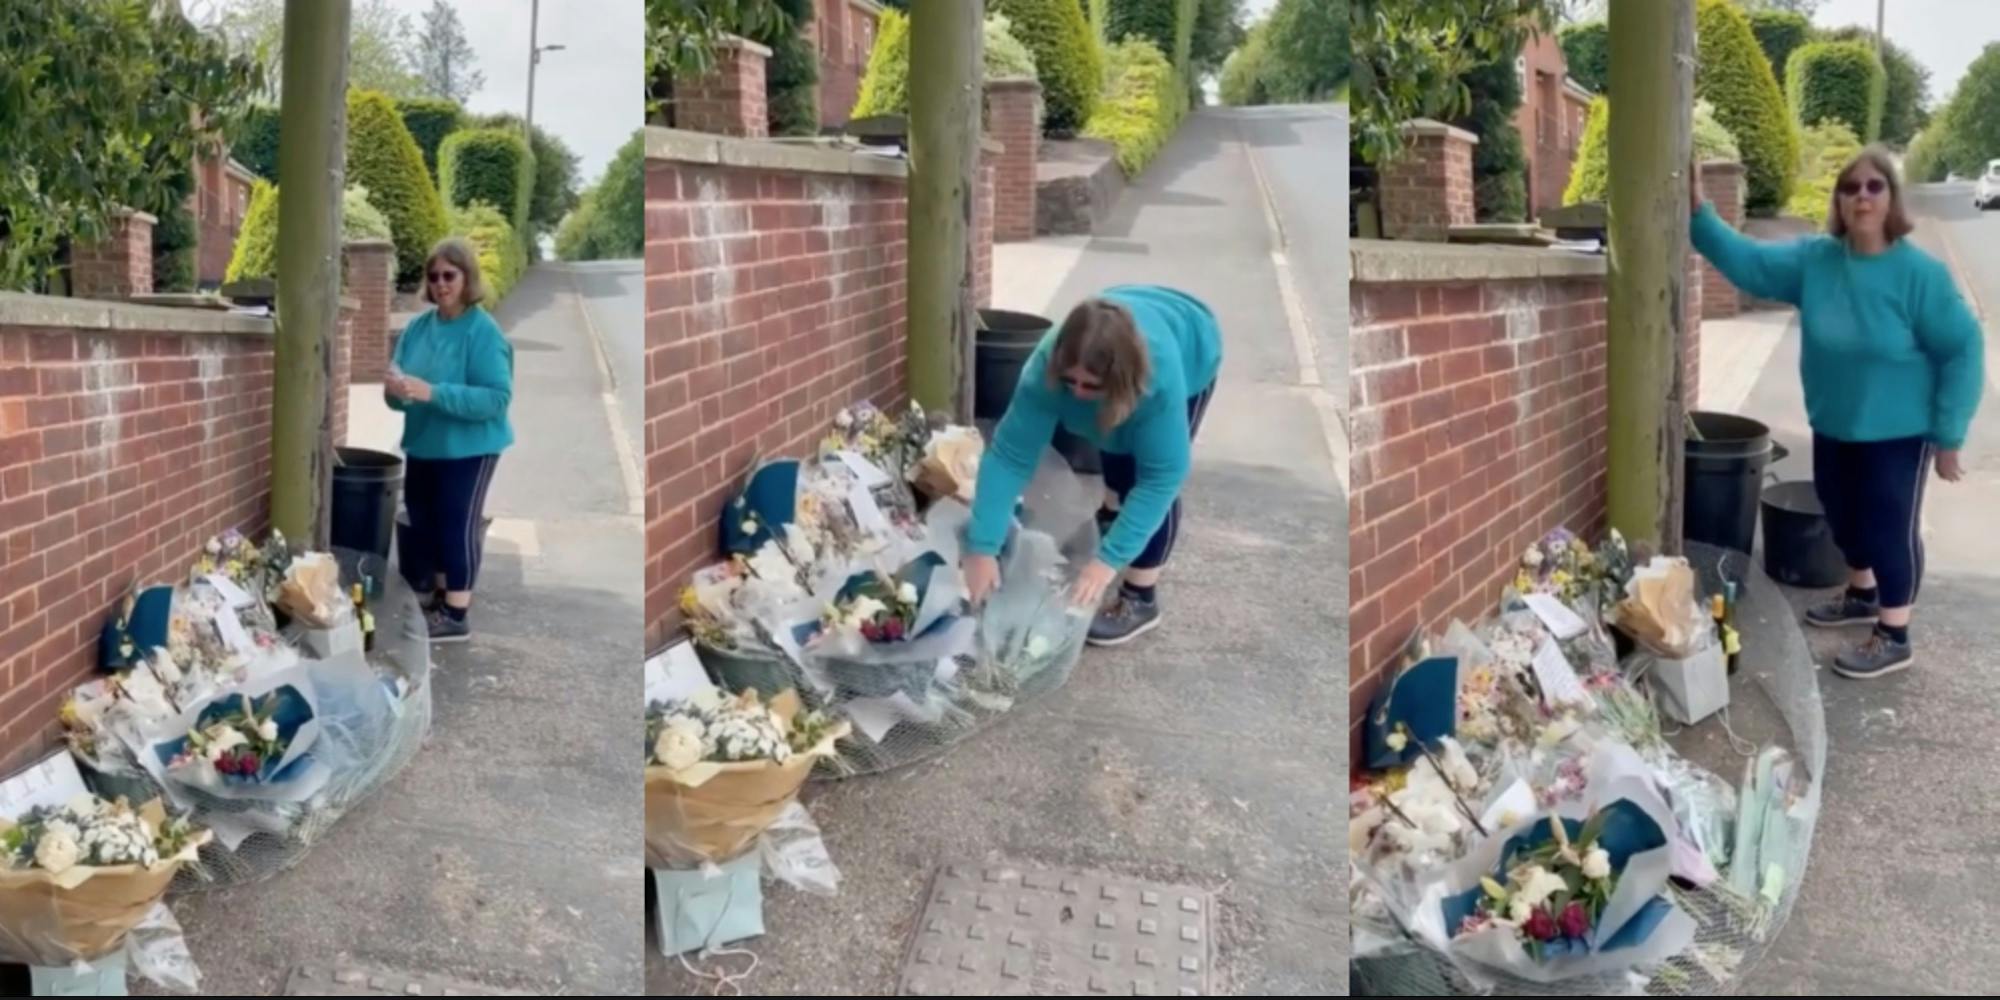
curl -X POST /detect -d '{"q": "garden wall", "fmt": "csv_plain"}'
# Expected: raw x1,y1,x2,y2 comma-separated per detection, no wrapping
643,126,995,651
0,294,355,770
1346,241,1702,756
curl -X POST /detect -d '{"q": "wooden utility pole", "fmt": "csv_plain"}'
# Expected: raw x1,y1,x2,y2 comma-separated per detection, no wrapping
1605,0,1694,553
272,0,352,548
906,0,985,422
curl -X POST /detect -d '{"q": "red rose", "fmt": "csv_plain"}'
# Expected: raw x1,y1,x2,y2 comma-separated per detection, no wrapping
238,751,261,775
883,618,905,641
861,621,881,642
1559,901,1590,940
1524,907,1559,942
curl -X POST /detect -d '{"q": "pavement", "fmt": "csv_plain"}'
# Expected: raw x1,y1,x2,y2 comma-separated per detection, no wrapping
644,105,1349,995
1689,182,2000,995
135,263,647,995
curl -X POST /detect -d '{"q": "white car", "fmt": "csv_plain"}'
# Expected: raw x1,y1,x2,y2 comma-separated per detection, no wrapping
1976,160,2000,209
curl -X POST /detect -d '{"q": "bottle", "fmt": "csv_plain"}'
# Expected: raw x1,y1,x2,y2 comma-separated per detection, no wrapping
1721,580,1741,675
353,580,377,653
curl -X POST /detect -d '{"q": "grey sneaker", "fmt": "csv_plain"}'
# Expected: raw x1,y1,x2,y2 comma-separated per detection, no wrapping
1805,591,1879,629
1088,593,1161,647
1832,630,1914,679
426,608,471,644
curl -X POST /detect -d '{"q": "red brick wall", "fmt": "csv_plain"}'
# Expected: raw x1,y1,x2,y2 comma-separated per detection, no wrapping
814,0,880,131
195,160,255,289
645,144,908,651
1380,123,1477,241
343,240,397,383
987,80,1042,243
71,212,155,300
672,38,771,138
0,296,350,769
1698,161,1747,321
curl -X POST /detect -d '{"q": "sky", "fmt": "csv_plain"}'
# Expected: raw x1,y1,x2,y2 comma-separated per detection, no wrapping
1811,0,1992,105
379,0,641,184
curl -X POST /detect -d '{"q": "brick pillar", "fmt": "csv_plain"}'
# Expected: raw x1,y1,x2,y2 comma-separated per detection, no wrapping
1699,160,1747,320
1684,250,1703,411
673,36,772,138
1379,120,1478,242
985,78,1042,243
976,159,996,308
70,210,156,299
334,300,355,447
342,239,396,382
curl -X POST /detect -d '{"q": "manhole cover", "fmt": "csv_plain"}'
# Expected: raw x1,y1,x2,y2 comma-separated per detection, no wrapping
899,863,1213,996
284,963,532,996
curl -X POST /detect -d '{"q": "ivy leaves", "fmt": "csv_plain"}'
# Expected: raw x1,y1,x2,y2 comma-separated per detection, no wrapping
1350,0,1559,167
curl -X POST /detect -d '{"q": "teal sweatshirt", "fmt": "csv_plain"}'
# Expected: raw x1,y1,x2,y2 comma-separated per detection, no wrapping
1691,202,1985,450
385,306,516,459
967,285,1224,569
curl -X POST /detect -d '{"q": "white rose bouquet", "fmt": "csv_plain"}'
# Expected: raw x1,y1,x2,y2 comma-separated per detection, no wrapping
0,796,208,965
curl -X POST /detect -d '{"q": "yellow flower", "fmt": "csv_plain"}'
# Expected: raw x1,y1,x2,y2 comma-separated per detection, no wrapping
1480,876,1509,901
679,586,702,617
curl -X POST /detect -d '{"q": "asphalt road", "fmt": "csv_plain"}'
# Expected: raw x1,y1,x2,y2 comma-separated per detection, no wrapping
561,258,647,471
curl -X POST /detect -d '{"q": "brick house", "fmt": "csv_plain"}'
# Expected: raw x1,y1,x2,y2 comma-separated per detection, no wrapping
1513,29,1594,222
192,149,258,289
810,0,885,131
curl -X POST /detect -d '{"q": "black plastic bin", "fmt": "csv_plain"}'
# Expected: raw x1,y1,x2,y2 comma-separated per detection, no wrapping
1683,411,1783,556
973,308,1102,475
331,447,403,561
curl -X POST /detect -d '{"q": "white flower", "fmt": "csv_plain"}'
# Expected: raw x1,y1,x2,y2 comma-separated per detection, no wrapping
1506,898,1533,925
740,519,758,535
686,685,724,714
1386,731,1409,752
1515,866,1569,908
257,719,279,742
63,794,101,819
1582,847,1611,880
897,581,919,605
1523,547,1545,569
847,595,887,625
1026,635,1053,659
835,408,855,429
35,829,81,874
654,720,706,770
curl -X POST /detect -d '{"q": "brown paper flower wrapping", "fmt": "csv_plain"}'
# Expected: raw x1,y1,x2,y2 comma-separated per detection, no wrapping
643,691,847,870
0,801,210,966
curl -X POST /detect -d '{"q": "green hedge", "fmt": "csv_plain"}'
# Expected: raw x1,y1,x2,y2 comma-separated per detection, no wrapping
1787,40,1884,143
152,203,198,293
394,97,465,181
992,0,1102,134
230,105,283,181
1457,53,1527,223
1696,0,1797,215
1565,98,1741,207
1081,37,1186,177
555,131,645,262
1559,21,1610,95
1821,27,1927,145
1107,0,1178,56
1748,9,1814,91
450,201,527,302
1787,118,1864,220
439,127,536,233
346,88,450,285
225,182,395,283
852,10,1041,119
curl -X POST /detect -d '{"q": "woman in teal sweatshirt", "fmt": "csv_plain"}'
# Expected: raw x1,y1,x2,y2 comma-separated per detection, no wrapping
963,286,1223,647
1690,145,1984,679
384,238,516,644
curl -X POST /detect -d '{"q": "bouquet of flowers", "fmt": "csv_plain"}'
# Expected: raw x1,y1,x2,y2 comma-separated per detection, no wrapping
1460,813,1617,960
0,796,209,966
800,551,975,700
821,401,931,480
192,528,292,604
818,573,921,644
167,694,289,784
644,685,848,869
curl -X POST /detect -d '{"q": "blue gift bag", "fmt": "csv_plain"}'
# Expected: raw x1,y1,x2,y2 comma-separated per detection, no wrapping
652,855,766,958
30,951,127,996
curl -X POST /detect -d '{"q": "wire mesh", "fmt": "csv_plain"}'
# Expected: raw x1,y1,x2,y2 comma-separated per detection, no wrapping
1352,541,1825,995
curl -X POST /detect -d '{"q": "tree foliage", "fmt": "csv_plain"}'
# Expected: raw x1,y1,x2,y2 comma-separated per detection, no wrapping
1188,0,1248,86
556,131,645,262
645,0,785,121
346,88,449,285
991,0,1104,134
413,0,485,106
1786,39,1884,143
439,128,536,234
1083,37,1190,176
1565,98,1741,207
214,0,422,99
0,0,262,289
1695,0,1797,215
1787,118,1863,220
1912,41,2000,180
395,97,466,182
1558,20,1609,95
449,201,527,302
853,11,1042,119
470,113,583,238
1453,50,1527,223
1350,0,1556,165
1746,9,1812,91
229,104,285,181
1820,27,1931,146
226,181,394,283
1264,0,1348,102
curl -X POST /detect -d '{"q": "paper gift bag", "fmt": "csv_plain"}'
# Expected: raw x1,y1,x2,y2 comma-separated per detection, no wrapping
1643,644,1729,725
30,950,128,996
653,856,764,957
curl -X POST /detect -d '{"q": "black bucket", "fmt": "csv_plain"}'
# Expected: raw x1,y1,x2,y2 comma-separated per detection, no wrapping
1760,479,1849,588
331,447,403,561
974,308,1102,475
1684,412,1783,556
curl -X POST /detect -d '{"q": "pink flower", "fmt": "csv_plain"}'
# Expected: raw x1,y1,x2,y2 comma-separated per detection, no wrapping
1559,901,1590,940
1524,907,1560,942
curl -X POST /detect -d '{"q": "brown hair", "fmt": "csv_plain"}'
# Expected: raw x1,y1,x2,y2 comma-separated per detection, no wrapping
1826,144,1914,243
1046,299,1151,432
420,237,487,306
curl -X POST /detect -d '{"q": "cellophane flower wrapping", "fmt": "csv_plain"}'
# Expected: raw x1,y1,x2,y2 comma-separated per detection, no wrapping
0,797,208,973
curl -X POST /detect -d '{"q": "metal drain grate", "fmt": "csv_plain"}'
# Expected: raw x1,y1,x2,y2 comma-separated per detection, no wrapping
898,863,1214,996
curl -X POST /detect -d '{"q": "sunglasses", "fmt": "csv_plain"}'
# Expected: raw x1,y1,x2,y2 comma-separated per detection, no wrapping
1837,177,1888,197
1062,374,1103,393
427,270,461,284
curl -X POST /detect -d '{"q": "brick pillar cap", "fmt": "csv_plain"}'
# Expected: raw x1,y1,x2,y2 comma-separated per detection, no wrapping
1400,119,1480,145
343,238,396,251
1699,159,1747,175
714,34,774,59
985,77,1042,93
339,295,361,312
981,137,1004,156
116,208,161,225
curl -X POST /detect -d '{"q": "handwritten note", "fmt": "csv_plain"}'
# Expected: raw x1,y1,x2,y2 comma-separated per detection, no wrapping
0,753,89,820
206,573,257,609
1532,638,1593,708
848,481,891,536
1523,592,1589,640
213,610,258,657
644,641,710,705
831,450,893,489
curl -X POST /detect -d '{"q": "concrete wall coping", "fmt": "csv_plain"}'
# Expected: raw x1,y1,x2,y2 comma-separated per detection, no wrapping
1400,119,1480,145
0,292,275,337
715,34,775,59
647,126,910,179
1351,239,1607,284
343,238,397,251
985,77,1043,93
